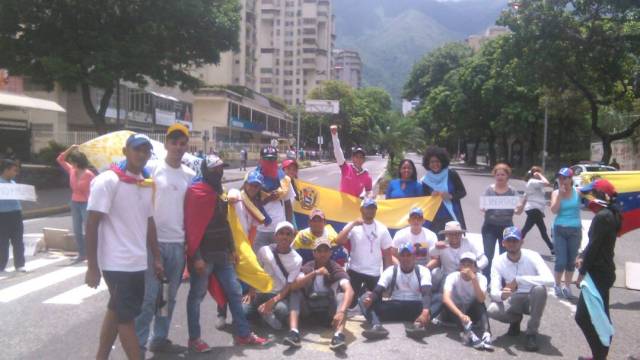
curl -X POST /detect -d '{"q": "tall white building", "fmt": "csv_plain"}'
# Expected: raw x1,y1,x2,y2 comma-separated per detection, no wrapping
332,49,362,88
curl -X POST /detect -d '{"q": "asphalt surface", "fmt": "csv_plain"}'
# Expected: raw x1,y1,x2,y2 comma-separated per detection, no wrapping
2,155,639,360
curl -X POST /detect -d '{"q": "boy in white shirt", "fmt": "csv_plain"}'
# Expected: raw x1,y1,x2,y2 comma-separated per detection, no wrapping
487,226,554,353
392,207,438,266
85,134,163,360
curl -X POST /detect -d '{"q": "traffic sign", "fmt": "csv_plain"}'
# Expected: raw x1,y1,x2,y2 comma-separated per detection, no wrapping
305,100,340,114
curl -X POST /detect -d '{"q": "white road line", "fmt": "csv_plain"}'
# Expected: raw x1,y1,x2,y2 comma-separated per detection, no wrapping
0,266,86,303
4,256,66,274
44,281,107,305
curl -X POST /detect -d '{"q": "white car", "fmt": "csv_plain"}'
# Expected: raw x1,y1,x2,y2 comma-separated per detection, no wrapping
569,164,617,187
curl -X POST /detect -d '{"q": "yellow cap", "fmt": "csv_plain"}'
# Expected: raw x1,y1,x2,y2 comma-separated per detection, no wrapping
166,123,190,138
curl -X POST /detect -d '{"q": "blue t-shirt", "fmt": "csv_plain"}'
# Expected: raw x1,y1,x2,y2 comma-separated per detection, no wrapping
385,179,425,199
554,188,581,228
0,178,22,212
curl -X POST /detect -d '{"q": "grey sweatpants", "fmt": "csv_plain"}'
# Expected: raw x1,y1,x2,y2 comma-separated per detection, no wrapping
487,285,548,335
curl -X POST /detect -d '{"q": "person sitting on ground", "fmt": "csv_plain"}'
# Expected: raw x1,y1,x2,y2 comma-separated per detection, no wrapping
288,238,355,351
335,198,393,304
330,125,372,198
293,208,348,267
442,252,493,351
392,207,438,266
487,226,554,352
243,221,302,339
359,243,433,340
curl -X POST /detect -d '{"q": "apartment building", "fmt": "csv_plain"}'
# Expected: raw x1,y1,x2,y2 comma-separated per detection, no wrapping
332,49,362,88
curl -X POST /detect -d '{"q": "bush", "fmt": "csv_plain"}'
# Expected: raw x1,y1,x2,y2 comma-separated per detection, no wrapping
299,160,312,168
33,141,67,166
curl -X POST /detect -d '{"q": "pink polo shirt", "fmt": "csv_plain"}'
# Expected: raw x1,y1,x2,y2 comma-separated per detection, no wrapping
339,163,372,197
57,153,95,202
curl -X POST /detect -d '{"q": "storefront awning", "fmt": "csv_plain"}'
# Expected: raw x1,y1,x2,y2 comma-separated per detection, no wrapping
0,91,66,112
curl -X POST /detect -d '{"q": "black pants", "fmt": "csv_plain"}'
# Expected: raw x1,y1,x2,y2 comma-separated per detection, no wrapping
521,209,553,251
441,300,490,337
0,210,25,271
575,274,612,360
348,269,379,307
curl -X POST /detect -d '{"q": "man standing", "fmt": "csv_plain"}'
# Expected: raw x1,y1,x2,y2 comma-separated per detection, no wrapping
392,208,438,266
0,159,25,273
290,238,355,351
487,226,554,352
135,124,195,354
330,125,372,198
240,148,248,171
85,134,163,360
336,198,393,302
185,155,269,353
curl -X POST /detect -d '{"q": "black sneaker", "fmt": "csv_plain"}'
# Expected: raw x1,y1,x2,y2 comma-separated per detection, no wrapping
329,333,347,352
149,339,183,354
507,322,521,336
362,324,389,340
283,330,302,348
524,334,539,352
405,323,428,339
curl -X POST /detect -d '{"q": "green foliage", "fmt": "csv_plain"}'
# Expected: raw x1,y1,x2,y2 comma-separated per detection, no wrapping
0,0,241,132
34,141,67,166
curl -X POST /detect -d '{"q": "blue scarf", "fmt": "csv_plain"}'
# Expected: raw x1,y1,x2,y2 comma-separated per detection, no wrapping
421,169,458,221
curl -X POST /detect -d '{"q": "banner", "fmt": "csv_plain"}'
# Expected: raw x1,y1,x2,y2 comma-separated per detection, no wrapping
0,183,37,202
479,196,521,210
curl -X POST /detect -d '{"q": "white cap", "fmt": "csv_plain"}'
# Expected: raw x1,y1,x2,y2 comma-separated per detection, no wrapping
459,251,477,263
275,221,295,234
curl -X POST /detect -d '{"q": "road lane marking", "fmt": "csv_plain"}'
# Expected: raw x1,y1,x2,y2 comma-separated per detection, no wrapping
0,266,86,303
3,256,66,275
44,281,107,305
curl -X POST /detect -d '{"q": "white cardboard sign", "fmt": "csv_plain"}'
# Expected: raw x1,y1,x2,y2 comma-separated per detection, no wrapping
479,195,520,210
0,183,37,202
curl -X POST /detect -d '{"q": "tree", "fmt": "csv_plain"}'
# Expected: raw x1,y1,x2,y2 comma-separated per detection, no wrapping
0,0,241,132
499,0,640,163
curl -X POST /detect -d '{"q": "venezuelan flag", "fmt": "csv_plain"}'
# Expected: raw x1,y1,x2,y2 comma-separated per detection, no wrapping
292,179,442,236
581,171,640,235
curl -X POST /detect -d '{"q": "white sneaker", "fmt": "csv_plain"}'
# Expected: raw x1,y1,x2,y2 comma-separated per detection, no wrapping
481,332,494,351
562,286,574,299
214,316,226,330
16,267,26,273
554,285,564,298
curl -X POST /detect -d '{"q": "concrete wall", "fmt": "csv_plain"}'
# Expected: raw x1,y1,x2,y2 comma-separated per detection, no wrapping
591,139,640,170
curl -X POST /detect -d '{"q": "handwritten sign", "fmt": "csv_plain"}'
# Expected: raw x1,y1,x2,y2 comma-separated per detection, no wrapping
0,183,37,202
479,196,520,210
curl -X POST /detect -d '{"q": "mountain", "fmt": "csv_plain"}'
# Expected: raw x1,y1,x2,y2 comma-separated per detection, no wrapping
333,0,508,105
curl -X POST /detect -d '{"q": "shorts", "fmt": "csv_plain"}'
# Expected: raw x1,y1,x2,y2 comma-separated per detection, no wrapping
103,270,145,323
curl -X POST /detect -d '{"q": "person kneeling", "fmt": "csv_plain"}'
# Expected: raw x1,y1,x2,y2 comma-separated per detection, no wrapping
359,243,432,340
442,252,493,351
289,238,354,351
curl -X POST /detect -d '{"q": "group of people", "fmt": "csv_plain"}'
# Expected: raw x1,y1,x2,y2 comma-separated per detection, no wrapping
0,122,621,360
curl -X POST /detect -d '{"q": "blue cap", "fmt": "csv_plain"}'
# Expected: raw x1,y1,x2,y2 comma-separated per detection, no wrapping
557,167,573,177
246,170,264,186
398,243,415,254
409,207,424,218
502,226,522,241
361,198,377,208
126,133,152,148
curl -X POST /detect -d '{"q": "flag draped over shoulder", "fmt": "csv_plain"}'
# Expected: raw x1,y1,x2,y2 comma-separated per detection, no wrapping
292,179,442,234
581,171,640,235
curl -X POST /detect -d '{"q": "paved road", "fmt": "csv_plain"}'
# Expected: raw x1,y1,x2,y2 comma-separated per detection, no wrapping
2,155,639,359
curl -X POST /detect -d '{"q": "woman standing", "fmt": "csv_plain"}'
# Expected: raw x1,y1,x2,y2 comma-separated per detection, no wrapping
57,144,95,262
521,166,554,255
0,159,25,272
480,163,522,279
550,167,582,299
385,159,424,199
421,146,467,234
575,179,621,360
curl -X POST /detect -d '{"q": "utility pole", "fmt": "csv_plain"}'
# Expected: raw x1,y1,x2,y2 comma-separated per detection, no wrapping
296,103,301,160
542,98,548,173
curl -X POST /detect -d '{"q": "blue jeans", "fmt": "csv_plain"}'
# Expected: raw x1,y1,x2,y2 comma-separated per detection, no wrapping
481,223,511,280
358,293,423,325
135,242,185,348
70,201,87,258
553,225,581,272
187,257,250,339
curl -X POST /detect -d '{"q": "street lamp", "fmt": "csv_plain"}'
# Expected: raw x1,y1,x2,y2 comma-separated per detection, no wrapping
202,130,210,154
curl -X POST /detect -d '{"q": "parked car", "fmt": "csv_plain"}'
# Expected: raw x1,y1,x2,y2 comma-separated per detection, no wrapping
554,163,618,189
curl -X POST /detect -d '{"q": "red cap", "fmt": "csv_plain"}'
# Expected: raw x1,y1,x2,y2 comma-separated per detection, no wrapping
593,179,617,196
282,159,298,169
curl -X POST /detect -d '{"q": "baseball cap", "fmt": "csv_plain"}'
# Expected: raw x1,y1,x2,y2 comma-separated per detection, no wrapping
351,146,366,156
361,198,377,208
309,208,326,220
409,207,424,218
557,167,573,177
440,221,465,234
580,178,617,197
503,226,522,241
204,154,228,168
246,170,264,186
166,123,190,138
398,243,415,255
260,146,278,160
275,221,295,234
282,159,298,169
313,237,331,250
126,133,152,148
460,251,477,263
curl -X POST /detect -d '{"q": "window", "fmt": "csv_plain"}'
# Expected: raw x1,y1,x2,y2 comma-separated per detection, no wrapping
260,68,273,74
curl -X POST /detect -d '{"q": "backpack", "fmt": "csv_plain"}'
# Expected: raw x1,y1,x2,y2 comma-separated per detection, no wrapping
387,265,422,297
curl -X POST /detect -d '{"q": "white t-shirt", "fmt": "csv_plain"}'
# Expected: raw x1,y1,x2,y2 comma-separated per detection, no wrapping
443,271,488,305
392,227,438,266
430,239,484,276
149,161,195,243
347,220,393,276
489,249,555,302
378,265,432,301
258,244,302,293
228,188,260,236
87,170,154,272
525,179,546,211
257,185,295,233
